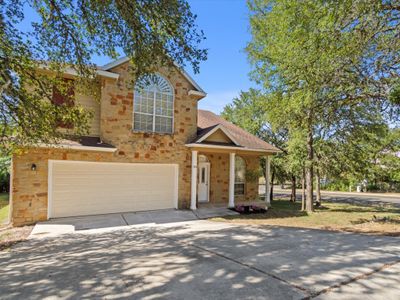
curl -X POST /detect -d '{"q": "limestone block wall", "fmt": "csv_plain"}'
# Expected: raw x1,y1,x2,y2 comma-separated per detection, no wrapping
99,64,198,204
11,146,195,226
11,63,200,226
201,153,261,205
11,148,111,225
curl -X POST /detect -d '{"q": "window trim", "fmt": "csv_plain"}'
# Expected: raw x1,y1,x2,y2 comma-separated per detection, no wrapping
133,73,175,134
234,156,246,196
234,183,245,196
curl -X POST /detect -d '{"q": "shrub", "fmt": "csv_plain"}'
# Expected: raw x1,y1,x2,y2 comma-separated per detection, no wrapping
0,157,11,193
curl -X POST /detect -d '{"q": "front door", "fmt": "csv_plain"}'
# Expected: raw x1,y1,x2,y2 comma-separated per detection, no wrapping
198,162,210,202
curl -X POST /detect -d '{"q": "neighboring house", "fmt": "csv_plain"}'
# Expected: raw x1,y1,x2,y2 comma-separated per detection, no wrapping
10,57,279,226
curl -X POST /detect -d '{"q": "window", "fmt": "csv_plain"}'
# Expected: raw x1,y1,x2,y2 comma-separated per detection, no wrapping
52,78,75,106
201,167,206,183
133,74,174,134
52,78,75,128
235,156,246,195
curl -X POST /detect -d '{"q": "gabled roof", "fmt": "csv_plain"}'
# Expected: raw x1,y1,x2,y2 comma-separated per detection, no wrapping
101,57,206,96
188,110,280,153
195,124,240,146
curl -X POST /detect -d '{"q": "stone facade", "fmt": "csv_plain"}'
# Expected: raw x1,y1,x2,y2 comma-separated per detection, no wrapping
10,62,263,226
200,152,260,204
98,65,199,204
11,148,113,225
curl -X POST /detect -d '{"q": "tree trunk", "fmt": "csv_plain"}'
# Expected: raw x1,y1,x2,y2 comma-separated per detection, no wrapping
315,168,321,206
270,169,275,202
301,168,306,211
305,168,314,212
305,118,314,212
290,175,296,202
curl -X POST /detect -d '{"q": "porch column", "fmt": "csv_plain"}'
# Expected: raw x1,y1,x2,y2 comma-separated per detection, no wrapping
228,152,235,208
265,155,271,206
190,150,198,210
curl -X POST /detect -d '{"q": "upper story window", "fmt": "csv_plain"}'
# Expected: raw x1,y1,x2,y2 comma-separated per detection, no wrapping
133,74,174,134
52,78,75,128
52,78,75,106
235,156,246,195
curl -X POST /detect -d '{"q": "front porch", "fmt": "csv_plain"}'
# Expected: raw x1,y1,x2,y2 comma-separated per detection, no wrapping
187,147,272,210
186,110,280,210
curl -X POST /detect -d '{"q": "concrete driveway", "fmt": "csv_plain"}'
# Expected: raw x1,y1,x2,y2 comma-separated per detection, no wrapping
0,220,399,299
29,208,239,238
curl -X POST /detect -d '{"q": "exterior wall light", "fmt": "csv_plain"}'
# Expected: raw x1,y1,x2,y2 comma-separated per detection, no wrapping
31,164,37,171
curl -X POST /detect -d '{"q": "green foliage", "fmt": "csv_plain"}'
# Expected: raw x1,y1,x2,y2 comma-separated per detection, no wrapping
247,0,400,131
323,181,352,192
244,0,400,199
0,157,10,193
222,89,295,184
1,0,206,152
245,168,262,182
222,89,267,137
389,84,400,105
0,192,9,224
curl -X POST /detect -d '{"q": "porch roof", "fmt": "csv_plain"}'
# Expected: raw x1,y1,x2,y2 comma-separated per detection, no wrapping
186,110,281,154
38,136,117,153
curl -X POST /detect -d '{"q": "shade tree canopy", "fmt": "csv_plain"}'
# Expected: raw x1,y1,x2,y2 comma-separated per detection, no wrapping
1,0,207,152
243,0,400,211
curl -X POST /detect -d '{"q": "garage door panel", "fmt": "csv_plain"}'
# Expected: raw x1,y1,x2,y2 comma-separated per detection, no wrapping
49,161,178,218
53,174,175,184
54,174,176,183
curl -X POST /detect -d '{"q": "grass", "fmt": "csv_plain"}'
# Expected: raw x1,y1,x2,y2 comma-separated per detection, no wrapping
212,198,400,236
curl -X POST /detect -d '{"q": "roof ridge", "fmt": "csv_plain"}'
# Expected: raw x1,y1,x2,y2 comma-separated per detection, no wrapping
197,109,280,152
101,56,206,94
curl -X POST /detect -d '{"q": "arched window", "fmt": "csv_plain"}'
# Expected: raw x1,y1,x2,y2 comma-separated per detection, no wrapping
133,74,174,134
235,156,246,195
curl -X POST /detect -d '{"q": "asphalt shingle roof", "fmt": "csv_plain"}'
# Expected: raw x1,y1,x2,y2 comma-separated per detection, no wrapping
195,110,280,152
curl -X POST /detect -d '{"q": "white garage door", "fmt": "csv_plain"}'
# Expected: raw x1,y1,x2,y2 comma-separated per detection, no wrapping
48,160,178,218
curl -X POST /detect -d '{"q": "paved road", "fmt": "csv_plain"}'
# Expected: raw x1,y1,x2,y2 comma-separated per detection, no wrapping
1,220,399,299
270,188,400,207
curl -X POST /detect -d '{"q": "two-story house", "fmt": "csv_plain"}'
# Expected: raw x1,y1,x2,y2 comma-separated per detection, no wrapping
9,57,279,226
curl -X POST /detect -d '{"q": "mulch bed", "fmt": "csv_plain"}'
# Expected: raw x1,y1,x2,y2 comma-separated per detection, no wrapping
0,225,33,251
230,205,267,214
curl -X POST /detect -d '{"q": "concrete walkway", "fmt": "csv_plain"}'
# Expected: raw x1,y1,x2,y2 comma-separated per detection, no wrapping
1,220,399,299
29,208,239,238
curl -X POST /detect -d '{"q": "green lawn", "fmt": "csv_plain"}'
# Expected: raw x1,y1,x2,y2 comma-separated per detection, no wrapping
212,198,400,236
0,193,9,225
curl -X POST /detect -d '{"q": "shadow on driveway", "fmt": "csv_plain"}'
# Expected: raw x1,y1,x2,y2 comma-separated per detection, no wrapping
0,221,399,299
30,208,239,238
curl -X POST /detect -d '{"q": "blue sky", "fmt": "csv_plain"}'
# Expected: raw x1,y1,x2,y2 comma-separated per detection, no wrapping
20,0,253,114
91,0,254,113
186,0,254,113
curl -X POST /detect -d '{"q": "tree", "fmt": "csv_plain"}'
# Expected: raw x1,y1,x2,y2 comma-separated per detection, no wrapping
221,89,300,202
375,128,400,190
0,156,10,192
350,126,400,191
247,0,400,211
1,0,207,152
